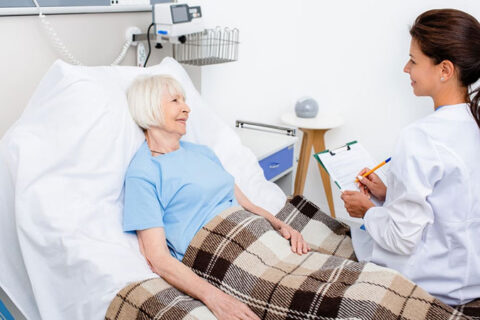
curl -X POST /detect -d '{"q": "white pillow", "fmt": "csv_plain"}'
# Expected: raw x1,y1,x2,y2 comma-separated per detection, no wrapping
0,58,285,320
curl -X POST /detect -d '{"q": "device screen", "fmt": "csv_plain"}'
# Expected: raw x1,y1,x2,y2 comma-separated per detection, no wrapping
171,5,190,23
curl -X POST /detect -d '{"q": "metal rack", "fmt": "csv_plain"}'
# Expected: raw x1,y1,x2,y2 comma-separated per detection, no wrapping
173,27,239,66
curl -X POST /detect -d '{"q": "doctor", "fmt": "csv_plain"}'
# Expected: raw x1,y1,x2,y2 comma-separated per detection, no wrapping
340,9,480,306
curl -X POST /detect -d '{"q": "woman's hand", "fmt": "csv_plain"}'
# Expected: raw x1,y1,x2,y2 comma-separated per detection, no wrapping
270,218,310,255
204,288,260,320
340,191,375,218
356,168,387,201
233,184,310,255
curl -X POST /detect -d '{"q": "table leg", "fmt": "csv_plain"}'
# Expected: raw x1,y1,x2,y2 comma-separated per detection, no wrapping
312,130,336,218
294,129,313,196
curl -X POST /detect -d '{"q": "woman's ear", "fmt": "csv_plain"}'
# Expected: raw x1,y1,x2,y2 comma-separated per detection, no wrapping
440,60,455,82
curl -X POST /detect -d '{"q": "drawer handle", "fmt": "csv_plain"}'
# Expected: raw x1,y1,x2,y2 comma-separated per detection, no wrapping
269,163,280,169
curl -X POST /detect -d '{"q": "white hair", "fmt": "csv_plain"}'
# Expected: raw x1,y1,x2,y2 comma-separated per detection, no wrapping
127,74,186,130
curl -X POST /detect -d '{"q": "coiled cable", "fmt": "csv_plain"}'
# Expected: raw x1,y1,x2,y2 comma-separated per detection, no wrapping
31,0,132,66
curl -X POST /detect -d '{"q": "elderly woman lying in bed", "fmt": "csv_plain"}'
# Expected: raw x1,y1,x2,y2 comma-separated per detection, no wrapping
123,75,309,320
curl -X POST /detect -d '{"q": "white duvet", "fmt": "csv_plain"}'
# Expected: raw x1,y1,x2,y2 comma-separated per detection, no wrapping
0,58,286,319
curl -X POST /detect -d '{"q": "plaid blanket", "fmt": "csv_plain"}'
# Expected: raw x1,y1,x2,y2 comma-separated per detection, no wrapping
106,196,479,320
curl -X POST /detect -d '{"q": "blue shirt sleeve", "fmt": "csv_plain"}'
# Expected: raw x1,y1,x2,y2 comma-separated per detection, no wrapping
123,176,164,231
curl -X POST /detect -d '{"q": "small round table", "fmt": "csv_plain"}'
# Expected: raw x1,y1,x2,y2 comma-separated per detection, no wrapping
281,112,344,217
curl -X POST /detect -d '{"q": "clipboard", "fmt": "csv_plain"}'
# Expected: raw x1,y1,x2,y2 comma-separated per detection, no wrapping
313,141,384,192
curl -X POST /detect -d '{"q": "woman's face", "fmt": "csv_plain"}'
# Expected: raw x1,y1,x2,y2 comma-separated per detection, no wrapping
403,39,441,97
160,89,190,136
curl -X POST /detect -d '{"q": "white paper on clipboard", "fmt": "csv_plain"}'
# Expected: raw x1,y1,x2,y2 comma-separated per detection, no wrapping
314,141,386,192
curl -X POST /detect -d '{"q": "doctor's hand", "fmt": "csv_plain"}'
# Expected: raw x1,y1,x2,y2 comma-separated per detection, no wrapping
340,191,375,219
270,218,310,255
356,168,387,201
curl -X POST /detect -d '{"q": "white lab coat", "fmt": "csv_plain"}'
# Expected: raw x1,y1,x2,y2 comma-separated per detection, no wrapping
361,103,480,305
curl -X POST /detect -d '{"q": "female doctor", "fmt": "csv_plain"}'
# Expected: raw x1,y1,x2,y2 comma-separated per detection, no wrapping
340,9,480,306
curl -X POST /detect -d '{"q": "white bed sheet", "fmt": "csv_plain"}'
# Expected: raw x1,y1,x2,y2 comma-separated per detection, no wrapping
0,58,286,320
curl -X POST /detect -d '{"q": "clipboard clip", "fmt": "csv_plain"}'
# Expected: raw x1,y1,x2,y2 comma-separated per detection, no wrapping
329,144,351,156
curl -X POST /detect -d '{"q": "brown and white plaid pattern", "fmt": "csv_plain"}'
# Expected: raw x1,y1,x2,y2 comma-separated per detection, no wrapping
106,278,216,320
106,196,478,320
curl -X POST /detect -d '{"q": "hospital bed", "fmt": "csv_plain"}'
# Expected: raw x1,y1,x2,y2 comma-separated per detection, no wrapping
0,57,287,320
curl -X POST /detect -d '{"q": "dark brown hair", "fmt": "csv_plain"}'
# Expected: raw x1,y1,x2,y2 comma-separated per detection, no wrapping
410,9,480,128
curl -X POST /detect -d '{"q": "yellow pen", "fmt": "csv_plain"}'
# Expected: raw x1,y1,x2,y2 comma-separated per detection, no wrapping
355,157,391,183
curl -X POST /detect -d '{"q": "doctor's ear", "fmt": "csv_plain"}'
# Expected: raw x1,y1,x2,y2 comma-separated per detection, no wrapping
439,60,455,82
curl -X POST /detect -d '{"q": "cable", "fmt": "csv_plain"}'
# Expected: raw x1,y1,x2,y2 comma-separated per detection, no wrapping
143,23,154,67
31,0,132,66
110,38,132,66
32,0,82,65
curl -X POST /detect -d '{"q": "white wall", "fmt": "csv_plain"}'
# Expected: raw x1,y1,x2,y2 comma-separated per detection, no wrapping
0,11,201,137
195,0,305,127
197,0,480,220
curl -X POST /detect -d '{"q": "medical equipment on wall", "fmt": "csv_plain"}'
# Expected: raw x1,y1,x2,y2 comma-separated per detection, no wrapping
133,3,240,67
153,3,204,43
27,0,238,67
30,0,132,66
173,27,239,66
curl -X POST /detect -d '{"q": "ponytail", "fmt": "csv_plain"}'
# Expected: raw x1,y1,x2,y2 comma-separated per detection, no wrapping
469,86,480,129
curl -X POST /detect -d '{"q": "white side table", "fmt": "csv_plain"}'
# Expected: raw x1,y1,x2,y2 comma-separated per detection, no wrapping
281,112,344,217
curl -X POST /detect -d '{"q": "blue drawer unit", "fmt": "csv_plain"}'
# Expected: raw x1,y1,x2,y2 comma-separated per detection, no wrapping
259,145,294,180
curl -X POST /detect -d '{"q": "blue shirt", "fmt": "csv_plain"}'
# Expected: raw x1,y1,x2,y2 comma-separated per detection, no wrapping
123,140,238,260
